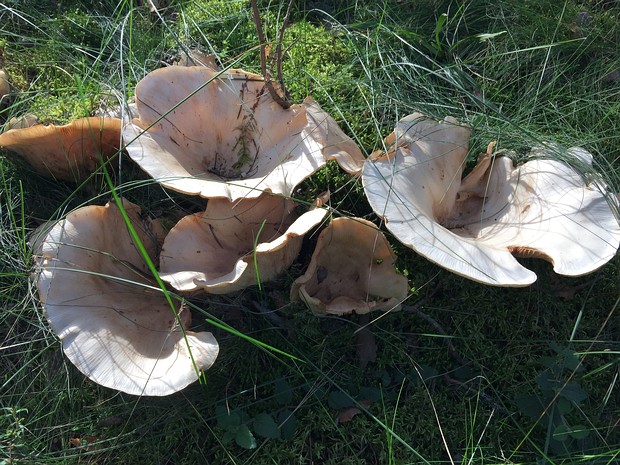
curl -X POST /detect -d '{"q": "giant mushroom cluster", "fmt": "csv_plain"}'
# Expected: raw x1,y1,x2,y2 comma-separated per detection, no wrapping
2,62,619,396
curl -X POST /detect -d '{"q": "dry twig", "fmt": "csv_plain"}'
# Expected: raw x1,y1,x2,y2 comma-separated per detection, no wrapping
250,0,292,109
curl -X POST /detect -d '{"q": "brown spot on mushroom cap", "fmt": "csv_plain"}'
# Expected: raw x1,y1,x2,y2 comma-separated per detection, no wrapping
290,217,408,316
508,246,553,261
0,117,122,181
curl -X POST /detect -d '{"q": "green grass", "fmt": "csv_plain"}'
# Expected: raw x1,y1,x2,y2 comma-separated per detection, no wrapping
1,0,619,464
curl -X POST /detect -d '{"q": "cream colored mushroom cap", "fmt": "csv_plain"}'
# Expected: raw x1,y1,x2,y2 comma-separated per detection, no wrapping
160,194,327,294
122,66,364,201
362,113,620,286
455,151,620,276
34,199,219,396
290,217,409,315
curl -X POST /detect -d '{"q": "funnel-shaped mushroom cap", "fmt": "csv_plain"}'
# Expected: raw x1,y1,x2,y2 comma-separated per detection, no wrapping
290,217,409,315
122,66,364,200
362,113,620,286
33,199,219,396
160,194,327,294
0,117,122,181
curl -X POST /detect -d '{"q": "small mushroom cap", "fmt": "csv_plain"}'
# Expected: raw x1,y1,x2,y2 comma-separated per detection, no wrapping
0,117,122,181
3,114,39,131
362,113,620,286
0,69,10,100
34,199,218,396
123,66,363,200
173,49,219,69
160,194,327,294
290,217,409,315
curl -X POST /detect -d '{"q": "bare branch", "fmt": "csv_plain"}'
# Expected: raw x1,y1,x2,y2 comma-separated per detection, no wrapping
250,0,291,109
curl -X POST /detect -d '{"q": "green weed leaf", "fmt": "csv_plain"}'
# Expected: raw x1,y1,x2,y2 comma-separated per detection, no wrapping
553,424,570,442
216,405,241,428
548,343,583,372
515,393,545,420
358,386,382,403
434,13,448,50
535,370,558,392
222,430,236,445
556,398,574,415
253,413,280,439
569,424,589,439
235,425,257,449
559,382,587,403
274,378,294,405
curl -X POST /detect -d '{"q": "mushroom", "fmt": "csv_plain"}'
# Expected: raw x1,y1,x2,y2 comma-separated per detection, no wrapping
3,114,38,131
33,199,219,396
159,193,327,294
290,217,409,315
0,69,10,102
0,117,122,181
173,48,219,69
122,66,364,201
362,113,620,286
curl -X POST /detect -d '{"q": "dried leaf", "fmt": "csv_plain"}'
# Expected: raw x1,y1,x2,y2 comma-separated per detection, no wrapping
69,435,100,451
336,406,362,424
336,400,371,424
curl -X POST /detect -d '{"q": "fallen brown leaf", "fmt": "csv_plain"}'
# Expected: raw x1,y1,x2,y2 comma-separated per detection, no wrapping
336,400,372,424
69,435,100,452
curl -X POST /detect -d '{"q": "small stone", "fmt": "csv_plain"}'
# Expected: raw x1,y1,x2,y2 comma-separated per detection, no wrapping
575,11,593,28
602,69,620,83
